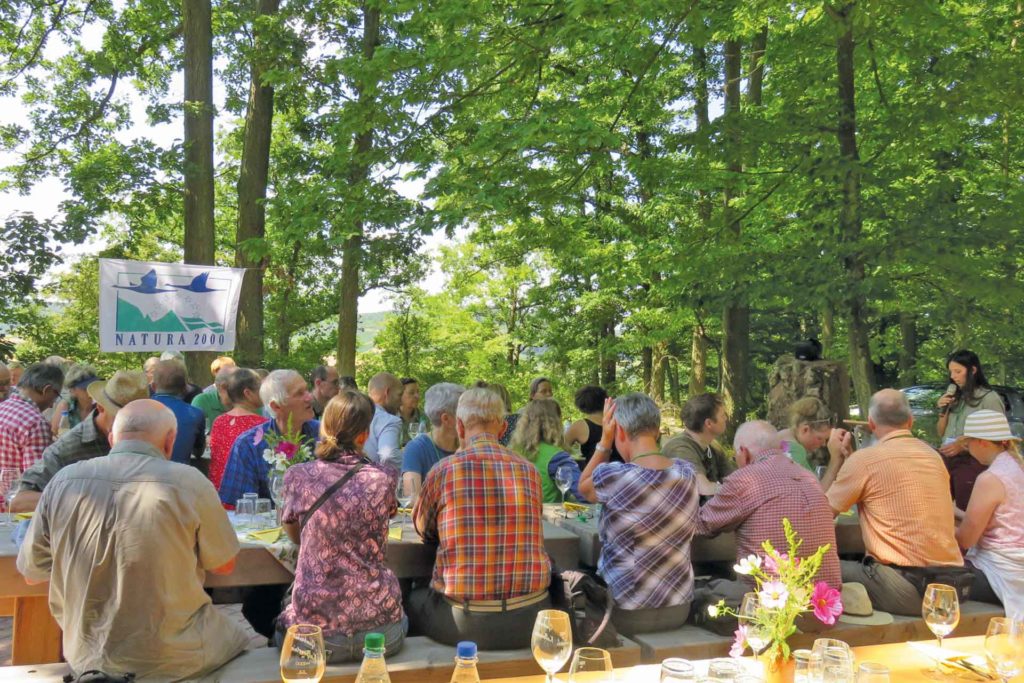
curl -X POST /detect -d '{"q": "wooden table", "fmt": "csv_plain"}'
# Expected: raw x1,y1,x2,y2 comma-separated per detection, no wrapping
0,519,579,665
542,504,866,567
480,635,1023,681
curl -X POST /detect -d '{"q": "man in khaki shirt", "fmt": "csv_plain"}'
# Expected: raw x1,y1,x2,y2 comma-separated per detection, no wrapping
18,400,249,681
663,392,734,498
824,389,964,616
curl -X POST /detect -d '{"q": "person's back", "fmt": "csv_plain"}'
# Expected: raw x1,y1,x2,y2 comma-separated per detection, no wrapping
977,452,1024,551
828,431,961,567
18,442,248,679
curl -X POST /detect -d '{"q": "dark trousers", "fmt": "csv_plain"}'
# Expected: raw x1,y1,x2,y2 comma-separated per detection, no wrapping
407,587,551,650
243,584,288,640
612,602,690,637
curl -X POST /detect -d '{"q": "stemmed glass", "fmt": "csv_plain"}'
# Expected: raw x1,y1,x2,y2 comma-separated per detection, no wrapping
279,623,326,683
568,647,612,682
922,583,960,650
531,609,572,683
269,472,285,510
396,477,413,521
555,464,575,516
0,469,19,523
740,592,770,658
985,617,1024,683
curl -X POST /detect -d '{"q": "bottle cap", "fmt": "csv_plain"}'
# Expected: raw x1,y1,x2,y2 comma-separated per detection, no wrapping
365,632,385,651
457,641,477,658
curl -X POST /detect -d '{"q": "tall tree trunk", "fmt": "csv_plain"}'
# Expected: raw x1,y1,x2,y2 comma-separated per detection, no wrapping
642,346,653,394
669,358,681,406
183,0,216,386
721,39,750,425
653,344,668,401
234,0,279,368
821,303,835,357
690,324,707,396
898,313,917,386
830,2,875,415
601,321,616,386
275,241,301,356
336,5,380,377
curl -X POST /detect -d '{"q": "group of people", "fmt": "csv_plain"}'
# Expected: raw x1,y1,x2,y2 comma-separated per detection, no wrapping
0,347,1020,681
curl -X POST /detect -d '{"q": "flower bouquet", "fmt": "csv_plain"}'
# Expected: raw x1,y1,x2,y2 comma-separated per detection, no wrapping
259,415,314,473
709,518,843,677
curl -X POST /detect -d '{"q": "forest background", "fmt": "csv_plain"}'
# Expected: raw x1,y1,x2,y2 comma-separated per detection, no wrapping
1,0,1021,422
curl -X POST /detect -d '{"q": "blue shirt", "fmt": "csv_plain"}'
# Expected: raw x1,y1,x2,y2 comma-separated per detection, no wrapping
401,434,454,480
151,394,206,465
218,418,320,506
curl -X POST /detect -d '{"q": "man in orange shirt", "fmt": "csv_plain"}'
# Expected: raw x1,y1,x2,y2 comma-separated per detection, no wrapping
824,389,967,616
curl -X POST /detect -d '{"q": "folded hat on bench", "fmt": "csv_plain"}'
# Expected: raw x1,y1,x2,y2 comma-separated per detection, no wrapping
838,582,893,626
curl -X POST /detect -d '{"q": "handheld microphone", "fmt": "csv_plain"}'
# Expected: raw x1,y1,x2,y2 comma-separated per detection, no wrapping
940,383,957,416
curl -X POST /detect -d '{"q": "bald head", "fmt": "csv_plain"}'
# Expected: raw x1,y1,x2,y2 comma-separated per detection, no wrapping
368,372,401,413
111,399,178,459
733,420,784,467
868,388,913,433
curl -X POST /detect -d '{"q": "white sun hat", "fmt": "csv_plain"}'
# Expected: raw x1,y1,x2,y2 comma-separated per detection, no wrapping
963,409,1020,442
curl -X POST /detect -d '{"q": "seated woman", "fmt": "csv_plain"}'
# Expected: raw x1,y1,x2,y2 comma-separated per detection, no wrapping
579,393,699,636
511,398,582,503
955,409,1024,619
778,396,835,472
564,384,623,468
276,389,406,661
209,368,268,493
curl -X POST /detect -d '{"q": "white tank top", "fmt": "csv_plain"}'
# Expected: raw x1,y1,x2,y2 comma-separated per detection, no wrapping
978,451,1024,550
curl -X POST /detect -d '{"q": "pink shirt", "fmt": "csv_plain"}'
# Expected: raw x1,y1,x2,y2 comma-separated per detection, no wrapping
977,452,1024,551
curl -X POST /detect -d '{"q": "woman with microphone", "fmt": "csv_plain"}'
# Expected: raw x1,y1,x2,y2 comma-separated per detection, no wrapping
937,349,1006,514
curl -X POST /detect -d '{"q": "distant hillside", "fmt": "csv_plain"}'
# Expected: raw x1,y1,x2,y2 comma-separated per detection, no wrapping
357,310,390,352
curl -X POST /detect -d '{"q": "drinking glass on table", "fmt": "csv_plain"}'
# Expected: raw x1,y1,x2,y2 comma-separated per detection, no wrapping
531,609,572,683
922,583,959,650
555,463,575,516
855,662,889,683
660,658,696,681
279,623,325,683
985,617,1024,683
568,647,612,681
0,468,19,523
793,649,816,683
822,648,854,683
739,592,770,657
707,658,740,680
255,498,272,529
269,472,285,509
813,639,852,683
236,498,255,530
396,477,414,521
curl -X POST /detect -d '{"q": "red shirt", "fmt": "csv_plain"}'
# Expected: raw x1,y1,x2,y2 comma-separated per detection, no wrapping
0,391,52,475
209,412,268,492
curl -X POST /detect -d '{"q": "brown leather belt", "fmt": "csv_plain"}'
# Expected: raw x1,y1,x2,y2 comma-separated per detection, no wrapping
443,588,549,613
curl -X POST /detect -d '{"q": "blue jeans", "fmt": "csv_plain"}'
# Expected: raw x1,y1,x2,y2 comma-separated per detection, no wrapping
274,617,407,664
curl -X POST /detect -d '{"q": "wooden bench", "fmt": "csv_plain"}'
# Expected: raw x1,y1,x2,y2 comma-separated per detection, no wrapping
628,600,1005,662
0,634,644,682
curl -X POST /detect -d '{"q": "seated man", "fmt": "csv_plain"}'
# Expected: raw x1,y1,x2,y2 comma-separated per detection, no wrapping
17,399,248,680
824,389,967,616
662,392,733,498
696,420,842,633
401,382,464,495
10,371,150,512
579,393,699,635
219,368,318,506
410,387,551,649
0,362,64,476
150,359,206,465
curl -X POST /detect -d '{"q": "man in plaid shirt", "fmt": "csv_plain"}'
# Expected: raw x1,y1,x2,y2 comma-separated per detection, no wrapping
0,363,64,494
410,387,551,649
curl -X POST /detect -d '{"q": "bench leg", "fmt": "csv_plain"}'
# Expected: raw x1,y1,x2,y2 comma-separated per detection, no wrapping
12,595,62,664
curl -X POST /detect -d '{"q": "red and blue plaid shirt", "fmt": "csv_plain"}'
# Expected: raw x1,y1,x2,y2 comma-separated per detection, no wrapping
414,432,550,600
0,390,52,475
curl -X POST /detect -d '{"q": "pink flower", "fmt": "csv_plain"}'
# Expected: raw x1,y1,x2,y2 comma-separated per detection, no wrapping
763,552,789,575
730,624,748,658
810,581,843,625
276,441,299,459
759,580,790,609
252,426,265,445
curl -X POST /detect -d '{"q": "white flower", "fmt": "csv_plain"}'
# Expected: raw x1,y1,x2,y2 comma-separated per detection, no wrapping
262,448,278,466
707,604,719,618
759,580,790,610
734,554,762,575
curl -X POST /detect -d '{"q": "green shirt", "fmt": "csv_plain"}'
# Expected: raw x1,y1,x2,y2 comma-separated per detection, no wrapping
942,389,1005,440
191,390,227,434
784,439,814,472
662,431,735,483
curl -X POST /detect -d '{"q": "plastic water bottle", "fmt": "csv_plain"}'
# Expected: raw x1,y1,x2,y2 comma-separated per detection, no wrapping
355,633,390,683
449,641,480,683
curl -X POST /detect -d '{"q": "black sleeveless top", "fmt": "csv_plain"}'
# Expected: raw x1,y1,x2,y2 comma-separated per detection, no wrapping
579,418,623,467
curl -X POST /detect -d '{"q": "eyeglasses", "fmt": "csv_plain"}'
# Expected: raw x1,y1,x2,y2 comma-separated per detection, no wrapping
808,416,837,428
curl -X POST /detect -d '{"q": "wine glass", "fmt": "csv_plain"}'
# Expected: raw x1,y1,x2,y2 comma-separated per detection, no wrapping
985,617,1024,682
396,477,413,521
922,583,959,650
0,468,19,523
555,463,575,516
531,609,572,683
568,647,612,682
740,592,770,657
660,658,695,681
269,472,285,508
279,623,326,683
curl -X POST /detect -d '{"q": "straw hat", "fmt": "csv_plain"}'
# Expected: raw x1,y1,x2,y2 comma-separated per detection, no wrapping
837,582,893,626
963,409,1020,442
87,371,151,417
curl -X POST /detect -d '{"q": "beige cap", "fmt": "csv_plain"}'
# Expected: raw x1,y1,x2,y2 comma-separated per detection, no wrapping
87,371,151,417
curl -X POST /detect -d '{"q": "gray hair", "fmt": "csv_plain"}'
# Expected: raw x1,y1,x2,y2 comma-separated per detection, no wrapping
213,367,235,388
112,403,176,438
868,388,912,428
260,369,301,409
425,383,465,426
456,387,506,429
733,420,783,454
19,363,65,393
614,392,661,438
63,364,98,389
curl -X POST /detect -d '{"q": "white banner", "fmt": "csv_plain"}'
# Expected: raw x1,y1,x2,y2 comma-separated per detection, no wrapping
98,259,245,352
